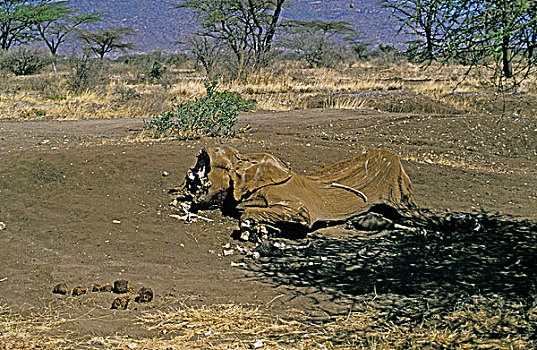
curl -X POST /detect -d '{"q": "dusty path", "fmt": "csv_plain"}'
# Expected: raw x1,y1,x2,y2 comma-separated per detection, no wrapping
0,109,535,338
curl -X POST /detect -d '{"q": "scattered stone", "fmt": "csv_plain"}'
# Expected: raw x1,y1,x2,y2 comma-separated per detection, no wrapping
252,339,265,349
52,283,68,295
0,222,5,230
134,287,154,303
113,279,129,294
223,249,234,256
72,286,87,296
111,296,130,310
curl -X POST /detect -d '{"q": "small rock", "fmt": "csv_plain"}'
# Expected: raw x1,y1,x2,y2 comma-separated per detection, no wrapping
252,251,261,260
113,279,129,294
0,222,5,230
134,287,154,303
252,339,264,349
127,343,138,349
112,220,121,224
92,284,103,292
162,171,169,177
72,286,87,296
223,249,234,256
111,296,130,310
52,283,68,295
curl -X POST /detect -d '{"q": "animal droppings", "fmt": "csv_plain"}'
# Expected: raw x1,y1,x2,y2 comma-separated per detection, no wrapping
113,279,129,294
72,286,87,296
111,296,130,310
52,283,68,295
134,287,154,303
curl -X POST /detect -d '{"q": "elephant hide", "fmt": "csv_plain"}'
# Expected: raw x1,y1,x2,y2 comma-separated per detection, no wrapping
170,146,416,238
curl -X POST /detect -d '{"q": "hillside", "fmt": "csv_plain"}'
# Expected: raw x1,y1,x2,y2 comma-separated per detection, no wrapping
69,0,407,54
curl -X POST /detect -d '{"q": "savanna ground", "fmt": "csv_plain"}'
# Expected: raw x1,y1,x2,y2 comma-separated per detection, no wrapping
0,57,536,349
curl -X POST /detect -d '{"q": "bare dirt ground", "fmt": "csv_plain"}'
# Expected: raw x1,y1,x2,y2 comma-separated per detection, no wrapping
0,109,536,346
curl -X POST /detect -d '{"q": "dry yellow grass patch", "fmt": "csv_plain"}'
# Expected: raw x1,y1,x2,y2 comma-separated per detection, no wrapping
1,296,534,349
1,58,536,119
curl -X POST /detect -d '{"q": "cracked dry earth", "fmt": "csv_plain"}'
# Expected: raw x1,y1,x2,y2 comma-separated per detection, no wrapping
0,109,535,339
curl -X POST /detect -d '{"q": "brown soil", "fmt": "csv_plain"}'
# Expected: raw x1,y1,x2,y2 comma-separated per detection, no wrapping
0,109,536,341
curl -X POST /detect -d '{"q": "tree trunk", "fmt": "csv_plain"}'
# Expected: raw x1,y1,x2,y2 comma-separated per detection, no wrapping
502,35,512,78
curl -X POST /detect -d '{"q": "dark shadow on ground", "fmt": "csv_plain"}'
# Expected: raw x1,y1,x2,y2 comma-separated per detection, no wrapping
244,210,537,320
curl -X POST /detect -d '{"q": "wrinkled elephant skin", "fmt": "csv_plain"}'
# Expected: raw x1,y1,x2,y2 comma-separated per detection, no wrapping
171,146,416,240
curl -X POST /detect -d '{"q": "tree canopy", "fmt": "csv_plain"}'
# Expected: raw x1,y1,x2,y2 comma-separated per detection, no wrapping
385,0,537,88
77,27,136,59
175,0,286,72
0,0,41,50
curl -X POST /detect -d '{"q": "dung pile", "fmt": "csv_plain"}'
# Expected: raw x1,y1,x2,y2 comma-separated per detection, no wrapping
52,279,154,310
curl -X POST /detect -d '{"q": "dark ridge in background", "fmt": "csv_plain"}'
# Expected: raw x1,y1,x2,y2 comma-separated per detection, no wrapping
69,0,407,54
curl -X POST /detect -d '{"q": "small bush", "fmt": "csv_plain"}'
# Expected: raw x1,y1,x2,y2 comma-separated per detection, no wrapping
144,81,255,138
147,60,167,80
67,55,104,93
0,47,50,76
164,53,188,66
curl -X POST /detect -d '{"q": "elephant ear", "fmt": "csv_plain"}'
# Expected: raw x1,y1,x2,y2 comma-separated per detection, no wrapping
231,153,293,201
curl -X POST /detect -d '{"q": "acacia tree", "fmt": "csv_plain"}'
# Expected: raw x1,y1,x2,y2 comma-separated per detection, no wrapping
385,0,537,88
182,35,223,78
175,0,286,74
77,26,136,59
0,0,42,50
383,0,448,61
280,20,357,67
447,0,537,82
34,1,102,72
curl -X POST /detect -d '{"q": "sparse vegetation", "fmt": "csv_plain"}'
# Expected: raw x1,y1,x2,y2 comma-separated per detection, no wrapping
66,54,104,93
144,80,255,138
77,26,136,60
281,20,359,68
2,1,537,347
0,46,49,75
1,54,537,120
384,0,537,89
1,297,535,349
175,0,286,75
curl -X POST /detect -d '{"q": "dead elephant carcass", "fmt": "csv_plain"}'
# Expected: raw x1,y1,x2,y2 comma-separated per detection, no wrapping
170,146,417,241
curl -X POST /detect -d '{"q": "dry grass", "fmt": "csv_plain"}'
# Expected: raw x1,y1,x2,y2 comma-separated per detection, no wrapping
2,57,537,119
1,296,535,349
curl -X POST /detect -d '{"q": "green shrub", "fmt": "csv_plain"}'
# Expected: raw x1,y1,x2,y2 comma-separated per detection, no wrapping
144,81,255,138
147,60,167,80
67,55,104,93
164,53,188,66
0,47,50,76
